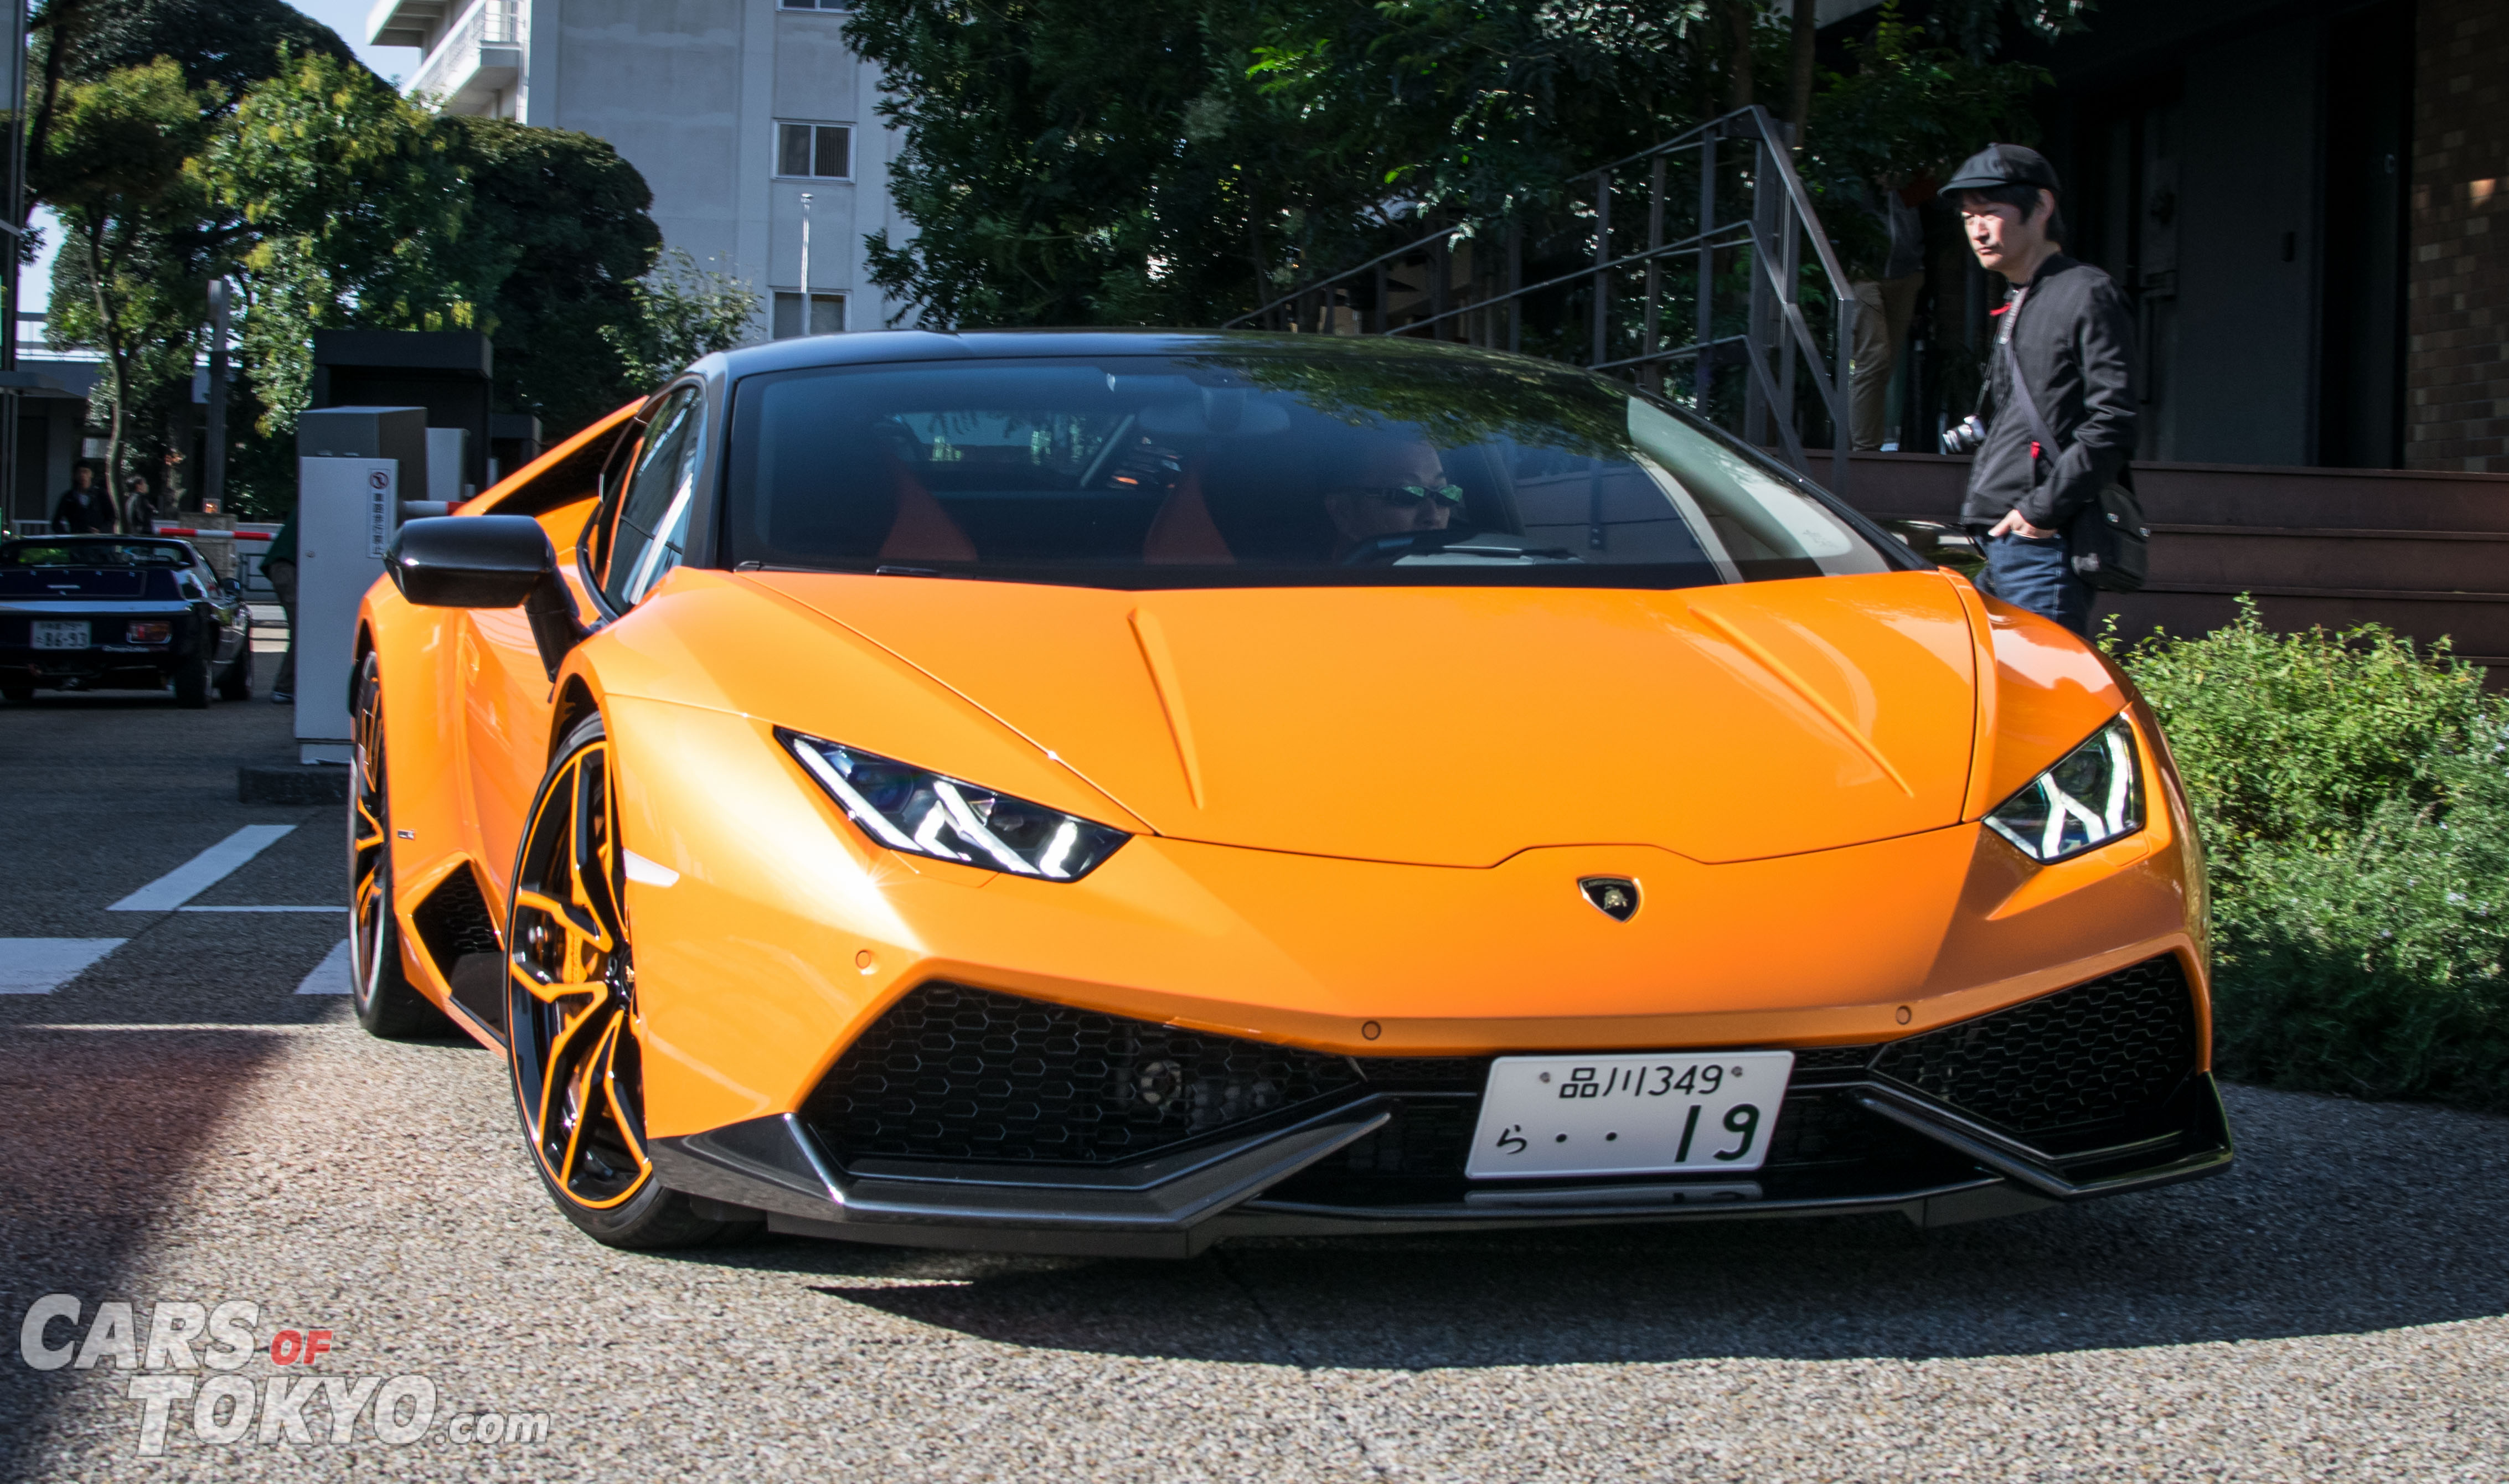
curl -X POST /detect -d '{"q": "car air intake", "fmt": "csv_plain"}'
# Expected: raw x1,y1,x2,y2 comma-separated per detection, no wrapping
804,982,1371,1166
1868,954,2197,1141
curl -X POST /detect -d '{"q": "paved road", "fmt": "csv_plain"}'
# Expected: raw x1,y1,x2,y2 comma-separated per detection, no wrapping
4,666,2507,1480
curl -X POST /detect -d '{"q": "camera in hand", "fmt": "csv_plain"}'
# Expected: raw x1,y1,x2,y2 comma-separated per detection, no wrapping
1940,416,1988,456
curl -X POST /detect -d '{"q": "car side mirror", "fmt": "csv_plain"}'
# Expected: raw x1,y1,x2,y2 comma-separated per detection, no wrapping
218,575,241,597
388,515,588,681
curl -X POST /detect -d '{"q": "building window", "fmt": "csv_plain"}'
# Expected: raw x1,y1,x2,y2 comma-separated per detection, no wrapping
773,292,846,339
779,0,854,9
777,122,853,180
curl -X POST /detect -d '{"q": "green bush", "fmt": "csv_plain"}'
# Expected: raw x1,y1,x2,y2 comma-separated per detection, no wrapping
2113,600,2509,1110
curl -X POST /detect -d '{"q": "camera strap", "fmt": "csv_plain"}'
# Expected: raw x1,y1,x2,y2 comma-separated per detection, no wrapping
2000,331,2062,477
1994,285,2150,593
1992,286,2060,470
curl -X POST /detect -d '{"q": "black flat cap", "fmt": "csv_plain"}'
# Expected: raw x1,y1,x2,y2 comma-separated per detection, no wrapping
1943,143,2060,194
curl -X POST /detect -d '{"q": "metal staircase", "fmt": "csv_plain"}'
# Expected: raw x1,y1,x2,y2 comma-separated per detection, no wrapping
1225,106,1857,494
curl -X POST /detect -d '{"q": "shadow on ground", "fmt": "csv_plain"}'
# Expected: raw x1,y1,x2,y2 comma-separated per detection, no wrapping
710,1084,2509,1368
0,1029,294,1478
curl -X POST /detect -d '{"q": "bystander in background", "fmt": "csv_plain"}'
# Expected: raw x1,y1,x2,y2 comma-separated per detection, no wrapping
51,464,110,534
1948,143,2136,635
1849,173,1930,451
264,510,298,703
123,474,159,534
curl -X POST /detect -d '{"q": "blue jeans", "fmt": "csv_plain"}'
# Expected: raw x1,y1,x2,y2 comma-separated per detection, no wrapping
1983,530,2093,635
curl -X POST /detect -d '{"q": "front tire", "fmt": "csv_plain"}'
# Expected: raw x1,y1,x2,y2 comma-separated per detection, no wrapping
349,653,451,1038
507,712,751,1250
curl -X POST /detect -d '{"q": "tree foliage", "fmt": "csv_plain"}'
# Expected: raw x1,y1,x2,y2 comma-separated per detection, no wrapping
437,116,665,435
848,0,1750,329
37,58,220,508
195,50,490,429
848,0,2082,331
21,4,715,514
2116,604,2509,1110
30,0,354,94
601,249,760,392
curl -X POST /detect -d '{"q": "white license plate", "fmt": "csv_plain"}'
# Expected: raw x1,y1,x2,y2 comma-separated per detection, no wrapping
30,620,89,650
1465,1051,1794,1179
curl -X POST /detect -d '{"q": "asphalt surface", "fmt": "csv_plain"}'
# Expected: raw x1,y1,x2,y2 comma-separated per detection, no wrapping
4,659,2507,1481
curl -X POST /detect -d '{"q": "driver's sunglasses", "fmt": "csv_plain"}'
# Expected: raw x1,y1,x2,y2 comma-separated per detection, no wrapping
1350,483,1464,509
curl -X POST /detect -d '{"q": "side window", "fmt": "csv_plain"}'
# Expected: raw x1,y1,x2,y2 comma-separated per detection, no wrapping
599,387,704,609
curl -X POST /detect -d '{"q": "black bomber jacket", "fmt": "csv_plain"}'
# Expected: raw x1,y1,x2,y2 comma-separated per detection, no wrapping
1959,254,2138,530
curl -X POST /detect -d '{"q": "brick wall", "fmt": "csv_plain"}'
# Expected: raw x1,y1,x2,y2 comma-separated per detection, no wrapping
2407,0,2509,472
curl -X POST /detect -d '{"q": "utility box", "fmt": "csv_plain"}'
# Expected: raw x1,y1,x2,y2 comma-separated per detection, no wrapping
425,427,469,506
296,406,427,764
312,330,492,495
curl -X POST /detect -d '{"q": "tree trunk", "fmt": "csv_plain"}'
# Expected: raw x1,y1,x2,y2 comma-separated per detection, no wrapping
1789,0,1819,145
1721,0,1756,111
85,221,127,534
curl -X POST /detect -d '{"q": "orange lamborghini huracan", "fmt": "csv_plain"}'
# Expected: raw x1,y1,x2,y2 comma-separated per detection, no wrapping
352,330,2229,1255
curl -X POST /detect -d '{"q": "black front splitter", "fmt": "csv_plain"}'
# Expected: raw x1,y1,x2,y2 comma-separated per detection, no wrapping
647,1075,2233,1259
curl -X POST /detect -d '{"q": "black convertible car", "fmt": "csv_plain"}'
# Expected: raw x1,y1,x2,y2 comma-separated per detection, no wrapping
0,535,253,706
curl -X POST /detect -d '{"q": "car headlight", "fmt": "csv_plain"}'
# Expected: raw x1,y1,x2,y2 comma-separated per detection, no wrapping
781,730,1129,880
1985,716,2144,863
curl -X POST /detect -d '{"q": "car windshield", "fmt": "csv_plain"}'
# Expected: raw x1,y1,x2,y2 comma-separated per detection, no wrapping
1,540,190,568
721,348,1903,589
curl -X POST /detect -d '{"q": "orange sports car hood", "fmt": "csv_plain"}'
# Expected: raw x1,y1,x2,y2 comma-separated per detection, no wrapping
749,569,1979,867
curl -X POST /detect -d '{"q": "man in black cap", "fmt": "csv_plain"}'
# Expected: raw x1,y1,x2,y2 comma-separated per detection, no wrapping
1944,142,2135,635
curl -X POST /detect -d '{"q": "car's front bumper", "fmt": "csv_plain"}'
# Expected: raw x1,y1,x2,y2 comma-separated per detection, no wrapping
649,953,2233,1257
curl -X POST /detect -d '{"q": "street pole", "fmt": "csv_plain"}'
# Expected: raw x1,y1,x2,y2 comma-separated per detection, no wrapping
1,0,25,534
203,280,230,514
798,192,812,337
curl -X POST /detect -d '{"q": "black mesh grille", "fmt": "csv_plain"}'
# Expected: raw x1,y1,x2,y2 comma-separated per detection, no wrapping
805,983,1368,1165
803,959,2197,1190
1870,955,2196,1139
1323,1099,1480,1180
410,865,500,974
1791,1045,1882,1073
1349,1057,1488,1089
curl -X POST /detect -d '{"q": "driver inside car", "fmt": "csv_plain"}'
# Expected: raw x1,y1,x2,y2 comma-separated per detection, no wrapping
1322,438,1465,559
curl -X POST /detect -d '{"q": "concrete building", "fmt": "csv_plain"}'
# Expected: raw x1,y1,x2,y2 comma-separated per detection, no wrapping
366,0,912,340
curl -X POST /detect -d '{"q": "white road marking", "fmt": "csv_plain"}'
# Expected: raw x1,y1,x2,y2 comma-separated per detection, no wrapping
109,825,297,911
623,849,679,887
178,906,343,914
0,939,127,994
295,938,355,996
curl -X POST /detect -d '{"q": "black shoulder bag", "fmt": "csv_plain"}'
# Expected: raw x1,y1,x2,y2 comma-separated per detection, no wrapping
2000,334,2150,593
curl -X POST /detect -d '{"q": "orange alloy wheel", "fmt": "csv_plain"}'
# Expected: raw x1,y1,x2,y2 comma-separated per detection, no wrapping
508,717,653,1212
348,652,446,1038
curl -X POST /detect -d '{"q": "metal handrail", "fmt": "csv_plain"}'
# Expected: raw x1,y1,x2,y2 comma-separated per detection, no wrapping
1222,106,1857,493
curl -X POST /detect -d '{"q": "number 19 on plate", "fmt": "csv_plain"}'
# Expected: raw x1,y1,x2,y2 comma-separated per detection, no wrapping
1463,1051,1795,1179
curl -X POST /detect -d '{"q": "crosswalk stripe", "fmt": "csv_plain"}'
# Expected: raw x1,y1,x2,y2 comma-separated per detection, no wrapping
0,939,127,994
109,825,297,912
179,906,343,914
295,938,356,996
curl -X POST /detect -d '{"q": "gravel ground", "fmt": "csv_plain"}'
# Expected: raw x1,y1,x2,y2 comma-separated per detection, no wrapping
4,663,2506,1481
